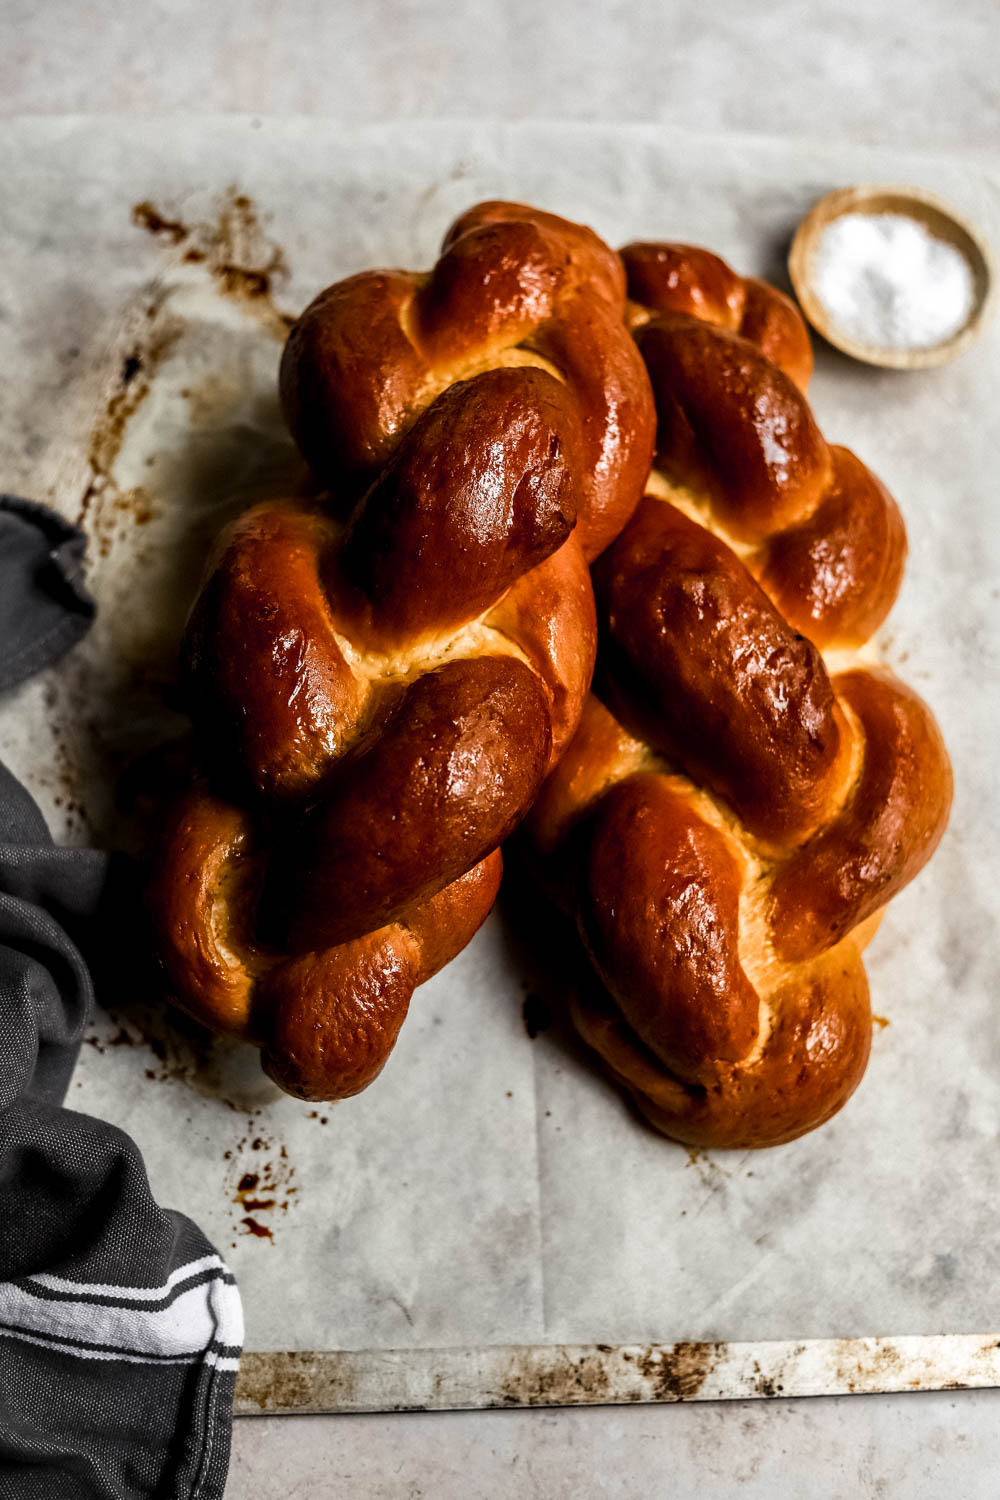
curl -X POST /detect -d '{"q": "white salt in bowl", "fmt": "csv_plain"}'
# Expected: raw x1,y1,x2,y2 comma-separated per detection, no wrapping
789,184,995,370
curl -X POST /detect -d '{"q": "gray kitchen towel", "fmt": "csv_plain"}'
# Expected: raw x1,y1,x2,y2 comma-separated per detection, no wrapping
0,494,95,693
0,495,243,1500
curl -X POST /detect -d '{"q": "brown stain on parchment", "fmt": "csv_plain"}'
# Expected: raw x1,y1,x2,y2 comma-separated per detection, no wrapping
81,186,301,561
684,1147,735,1197
132,203,187,244
57,190,303,852
77,290,184,545
132,189,294,340
225,1130,298,1245
84,988,289,1113
85,1000,226,1096
84,1002,302,1245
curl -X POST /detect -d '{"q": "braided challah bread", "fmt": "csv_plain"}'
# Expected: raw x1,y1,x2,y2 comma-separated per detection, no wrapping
147,202,655,1101
527,242,952,1149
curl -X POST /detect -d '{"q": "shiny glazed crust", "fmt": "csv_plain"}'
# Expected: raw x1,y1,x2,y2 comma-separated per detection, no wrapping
527,243,953,1148
147,202,656,1101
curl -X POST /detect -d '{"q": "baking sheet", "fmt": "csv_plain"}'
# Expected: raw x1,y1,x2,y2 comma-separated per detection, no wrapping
0,119,997,1398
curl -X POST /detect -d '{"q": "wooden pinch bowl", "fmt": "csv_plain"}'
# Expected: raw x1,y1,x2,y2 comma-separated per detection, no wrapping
788,184,995,370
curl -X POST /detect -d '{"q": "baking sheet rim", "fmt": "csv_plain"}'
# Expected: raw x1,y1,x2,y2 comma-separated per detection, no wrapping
234,1333,1000,1414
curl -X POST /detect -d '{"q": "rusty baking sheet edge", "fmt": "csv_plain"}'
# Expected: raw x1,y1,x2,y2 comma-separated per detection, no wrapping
234,1334,1000,1414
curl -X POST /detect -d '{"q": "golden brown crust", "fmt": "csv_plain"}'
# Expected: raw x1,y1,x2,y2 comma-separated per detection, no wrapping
268,655,551,951
150,201,649,1101
485,536,597,768
183,501,373,801
278,269,426,493
546,670,949,1146
755,446,907,649
769,669,953,962
530,248,952,1148
525,693,646,860
281,201,656,560
580,773,760,1081
571,937,874,1149
149,773,503,1102
526,294,659,559
637,314,831,543
260,934,420,1101
145,781,259,1039
259,854,503,1101
629,304,907,653
621,242,814,390
595,497,846,845
335,367,582,650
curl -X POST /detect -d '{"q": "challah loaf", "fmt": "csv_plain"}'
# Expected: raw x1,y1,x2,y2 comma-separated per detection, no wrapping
527,242,952,1148
147,202,655,1101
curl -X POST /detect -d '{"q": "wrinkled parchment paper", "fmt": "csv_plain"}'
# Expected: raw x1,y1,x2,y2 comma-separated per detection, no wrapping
0,119,997,1357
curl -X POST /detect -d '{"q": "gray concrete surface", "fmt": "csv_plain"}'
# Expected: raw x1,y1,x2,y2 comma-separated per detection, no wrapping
1,0,997,154
229,1389,1000,1498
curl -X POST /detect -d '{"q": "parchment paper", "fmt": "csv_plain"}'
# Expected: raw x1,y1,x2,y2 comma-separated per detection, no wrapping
0,119,996,1357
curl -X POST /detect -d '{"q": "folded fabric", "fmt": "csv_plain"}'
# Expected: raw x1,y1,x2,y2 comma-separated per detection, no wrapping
0,496,243,1500
0,495,95,694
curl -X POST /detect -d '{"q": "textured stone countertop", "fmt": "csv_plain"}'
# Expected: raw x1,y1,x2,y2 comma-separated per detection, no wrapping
2,3,998,1496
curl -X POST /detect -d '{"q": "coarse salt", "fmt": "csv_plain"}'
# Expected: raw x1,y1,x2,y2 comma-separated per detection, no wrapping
812,212,975,351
